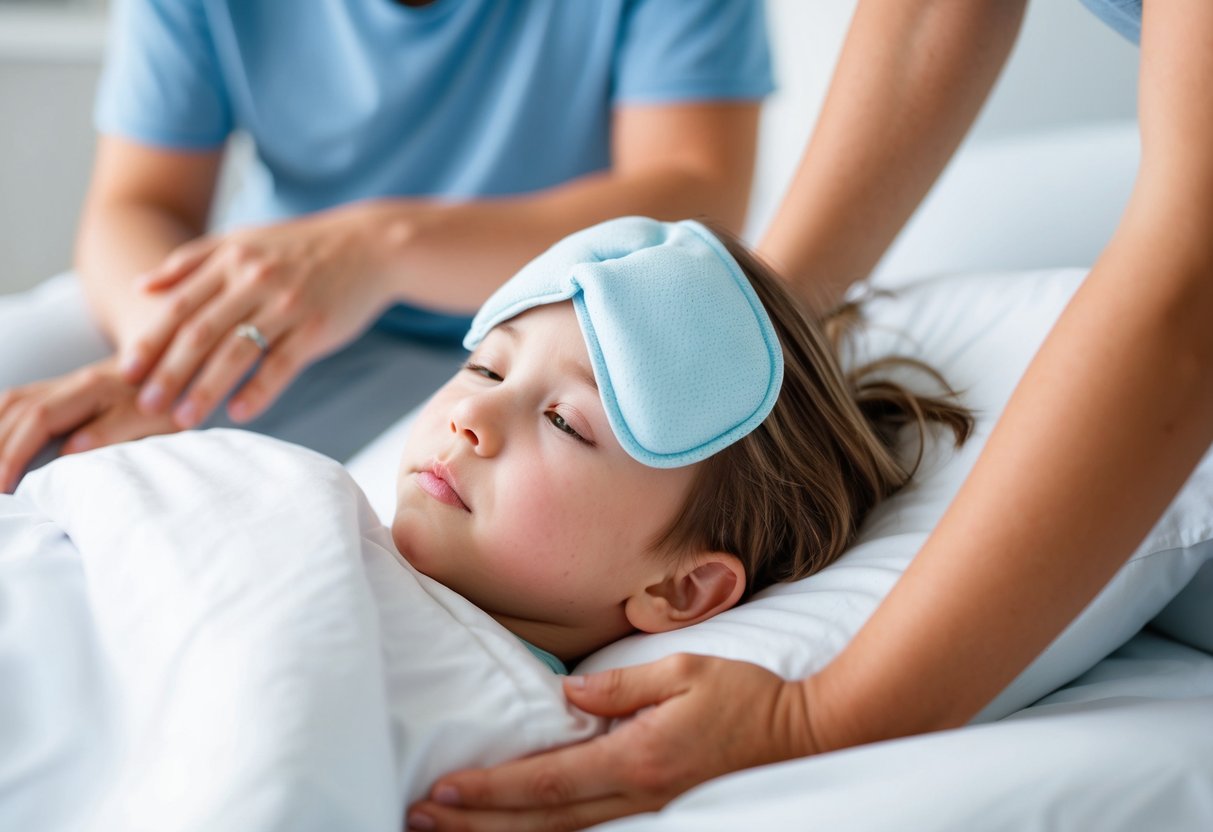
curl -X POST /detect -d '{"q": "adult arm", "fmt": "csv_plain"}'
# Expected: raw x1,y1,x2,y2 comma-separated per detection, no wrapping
405,1,1213,829
74,135,222,349
370,101,761,312
759,0,1026,310
121,100,760,427
804,0,1213,749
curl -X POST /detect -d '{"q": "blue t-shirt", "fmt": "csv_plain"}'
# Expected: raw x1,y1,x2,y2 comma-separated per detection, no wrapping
96,0,774,342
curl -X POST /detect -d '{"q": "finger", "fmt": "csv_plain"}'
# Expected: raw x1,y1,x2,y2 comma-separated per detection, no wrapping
225,326,314,423
0,388,24,444
561,655,697,718
0,394,25,491
0,391,27,488
172,317,274,428
135,236,218,293
121,267,225,385
429,732,629,812
406,794,649,832
68,405,175,451
60,426,101,455
0,388,103,490
137,288,259,416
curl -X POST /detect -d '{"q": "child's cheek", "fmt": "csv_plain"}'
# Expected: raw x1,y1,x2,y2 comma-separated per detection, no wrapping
489,470,598,563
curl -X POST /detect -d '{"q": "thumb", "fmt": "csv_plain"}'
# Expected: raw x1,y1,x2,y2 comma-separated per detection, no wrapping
564,656,692,717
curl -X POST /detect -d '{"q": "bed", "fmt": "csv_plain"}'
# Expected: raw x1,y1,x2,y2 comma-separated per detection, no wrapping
2,120,1210,831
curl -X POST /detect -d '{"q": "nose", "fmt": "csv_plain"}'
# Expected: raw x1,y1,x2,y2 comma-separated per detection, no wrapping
449,393,502,456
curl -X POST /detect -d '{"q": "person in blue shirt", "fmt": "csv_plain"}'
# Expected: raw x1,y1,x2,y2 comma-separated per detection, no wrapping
407,1,1213,830
0,0,772,488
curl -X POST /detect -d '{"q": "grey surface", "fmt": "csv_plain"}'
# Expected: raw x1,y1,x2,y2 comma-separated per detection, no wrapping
203,329,466,464
0,59,98,292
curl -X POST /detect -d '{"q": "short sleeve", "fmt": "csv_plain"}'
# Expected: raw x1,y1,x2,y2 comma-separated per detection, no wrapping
94,0,232,149
613,0,775,104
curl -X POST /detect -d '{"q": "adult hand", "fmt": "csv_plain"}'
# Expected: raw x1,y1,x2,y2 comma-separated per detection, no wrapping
405,654,820,832
0,356,178,492
119,203,402,428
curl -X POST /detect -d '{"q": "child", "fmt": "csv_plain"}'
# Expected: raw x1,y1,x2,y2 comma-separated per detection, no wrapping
389,216,971,671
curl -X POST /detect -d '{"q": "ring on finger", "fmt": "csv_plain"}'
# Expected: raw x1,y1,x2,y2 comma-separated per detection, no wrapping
234,322,270,353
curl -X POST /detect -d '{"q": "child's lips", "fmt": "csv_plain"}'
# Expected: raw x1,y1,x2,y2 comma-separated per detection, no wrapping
415,465,470,512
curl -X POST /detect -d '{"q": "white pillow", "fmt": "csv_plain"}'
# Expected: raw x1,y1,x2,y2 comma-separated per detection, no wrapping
349,268,1213,721
1151,561,1213,653
580,268,1213,720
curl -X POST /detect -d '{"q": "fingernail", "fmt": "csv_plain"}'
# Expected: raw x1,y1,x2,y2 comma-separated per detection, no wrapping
64,433,95,454
566,675,587,689
407,812,436,830
174,401,199,428
228,400,249,423
433,785,461,806
119,352,145,378
139,384,165,412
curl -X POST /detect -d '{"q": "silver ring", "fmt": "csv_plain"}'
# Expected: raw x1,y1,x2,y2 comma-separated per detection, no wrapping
234,323,270,353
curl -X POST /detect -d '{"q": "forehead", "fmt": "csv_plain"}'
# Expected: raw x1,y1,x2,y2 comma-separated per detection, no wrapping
487,302,581,357
484,303,598,390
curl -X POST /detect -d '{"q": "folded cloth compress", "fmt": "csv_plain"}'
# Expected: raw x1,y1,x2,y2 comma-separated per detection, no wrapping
465,217,783,468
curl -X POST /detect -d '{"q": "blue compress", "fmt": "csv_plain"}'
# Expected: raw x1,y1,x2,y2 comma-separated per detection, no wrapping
465,217,783,468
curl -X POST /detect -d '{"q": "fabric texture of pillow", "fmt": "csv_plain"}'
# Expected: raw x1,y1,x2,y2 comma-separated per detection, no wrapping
575,268,1213,720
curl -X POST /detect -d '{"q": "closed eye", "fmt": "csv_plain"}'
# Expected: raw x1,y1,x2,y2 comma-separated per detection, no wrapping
546,411,594,446
463,361,503,382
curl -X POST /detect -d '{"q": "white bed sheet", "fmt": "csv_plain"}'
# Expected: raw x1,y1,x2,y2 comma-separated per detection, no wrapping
598,630,1213,832
0,430,600,832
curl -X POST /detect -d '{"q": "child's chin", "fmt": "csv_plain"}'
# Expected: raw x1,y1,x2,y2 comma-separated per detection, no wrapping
390,516,443,575
388,514,419,562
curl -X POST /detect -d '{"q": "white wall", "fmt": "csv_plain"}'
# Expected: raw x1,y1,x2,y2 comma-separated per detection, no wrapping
0,4,106,294
747,0,1140,239
0,1,1140,295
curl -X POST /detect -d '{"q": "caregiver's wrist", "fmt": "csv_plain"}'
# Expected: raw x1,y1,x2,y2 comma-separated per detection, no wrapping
338,198,426,304
797,661,901,755
798,671,855,755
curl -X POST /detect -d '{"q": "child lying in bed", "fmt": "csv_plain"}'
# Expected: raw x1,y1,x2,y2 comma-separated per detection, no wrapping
0,217,973,827
388,216,971,671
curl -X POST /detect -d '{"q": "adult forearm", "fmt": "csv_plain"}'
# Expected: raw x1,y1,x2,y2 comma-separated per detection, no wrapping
800,0,1213,752
805,209,1213,750
74,200,202,350
760,0,1026,310
364,164,752,315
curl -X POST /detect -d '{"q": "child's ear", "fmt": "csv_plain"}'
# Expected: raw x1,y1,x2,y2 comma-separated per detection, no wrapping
624,552,746,634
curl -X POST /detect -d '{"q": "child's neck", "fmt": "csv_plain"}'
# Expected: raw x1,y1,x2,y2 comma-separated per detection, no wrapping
490,612,632,666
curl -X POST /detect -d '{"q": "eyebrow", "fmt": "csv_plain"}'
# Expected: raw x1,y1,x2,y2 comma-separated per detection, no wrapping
564,358,599,392
497,321,598,392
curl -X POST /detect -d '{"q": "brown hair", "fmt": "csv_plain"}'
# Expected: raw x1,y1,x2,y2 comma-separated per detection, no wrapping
655,228,973,597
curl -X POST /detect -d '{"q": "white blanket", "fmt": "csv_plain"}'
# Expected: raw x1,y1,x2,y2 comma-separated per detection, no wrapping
0,430,599,832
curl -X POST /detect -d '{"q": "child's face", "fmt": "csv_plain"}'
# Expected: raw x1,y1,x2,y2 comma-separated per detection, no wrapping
392,303,699,657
